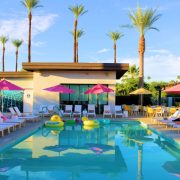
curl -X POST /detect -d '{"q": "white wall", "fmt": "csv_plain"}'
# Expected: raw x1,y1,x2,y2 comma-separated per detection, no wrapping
33,71,116,112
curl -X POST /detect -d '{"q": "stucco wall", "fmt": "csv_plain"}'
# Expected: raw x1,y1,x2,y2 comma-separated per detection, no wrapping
33,71,116,112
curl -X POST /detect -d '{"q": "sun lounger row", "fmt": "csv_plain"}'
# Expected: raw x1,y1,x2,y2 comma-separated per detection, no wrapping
0,114,25,137
9,107,40,122
155,110,180,133
45,104,125,118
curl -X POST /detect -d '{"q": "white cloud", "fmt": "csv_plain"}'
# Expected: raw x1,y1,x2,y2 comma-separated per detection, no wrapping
121,53,180,82
97,48,110,54
147,48,170,54
98,51,180,82
0,13,58,52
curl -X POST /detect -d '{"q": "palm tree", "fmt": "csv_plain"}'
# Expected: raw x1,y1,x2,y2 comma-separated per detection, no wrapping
22,0,41,63
128,5,161,105
12,39,23,72
69,4,87,63
71,29,84,63
0,36,8,72
108,31,123,63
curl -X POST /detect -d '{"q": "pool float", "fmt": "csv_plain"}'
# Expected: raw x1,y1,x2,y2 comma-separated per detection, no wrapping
50,115,62,122
65,119,76,125
98,118,111,125
83,120,99,126
45,115,64,127
82,116,89,122
45,121,64,128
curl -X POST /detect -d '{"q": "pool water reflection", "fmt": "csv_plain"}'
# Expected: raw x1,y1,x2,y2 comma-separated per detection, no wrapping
0,121,180,180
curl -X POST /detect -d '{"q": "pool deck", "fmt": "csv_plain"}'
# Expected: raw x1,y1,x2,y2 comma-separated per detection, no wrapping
0,115,180,150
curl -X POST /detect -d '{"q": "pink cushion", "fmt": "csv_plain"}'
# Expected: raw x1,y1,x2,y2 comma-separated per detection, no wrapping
105,110,110,113
1,115,8,122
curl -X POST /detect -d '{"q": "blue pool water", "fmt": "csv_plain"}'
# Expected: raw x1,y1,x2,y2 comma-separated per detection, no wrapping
0,121,180,180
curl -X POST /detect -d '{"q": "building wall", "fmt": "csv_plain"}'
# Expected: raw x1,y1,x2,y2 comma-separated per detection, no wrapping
4,71,117,113
33,71,116,112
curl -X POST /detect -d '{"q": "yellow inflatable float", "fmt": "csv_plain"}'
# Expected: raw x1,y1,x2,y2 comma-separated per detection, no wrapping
45,115,64,128
82,116,99,127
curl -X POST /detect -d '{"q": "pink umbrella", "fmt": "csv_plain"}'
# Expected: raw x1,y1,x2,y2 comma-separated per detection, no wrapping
0,79,24,112
164,84,180,94
84,84,114,94
84,84,114,113
43,85,74,94
0,79,24,91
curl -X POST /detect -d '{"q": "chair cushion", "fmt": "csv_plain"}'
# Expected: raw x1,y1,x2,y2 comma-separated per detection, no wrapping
65,110,71,113
116,111,122,114
104,110,110,113
88,110,94,113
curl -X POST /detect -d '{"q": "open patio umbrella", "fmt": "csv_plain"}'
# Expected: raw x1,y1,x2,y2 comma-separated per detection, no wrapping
43,85,75,94
43,84,75,113
129,88,152,95
164,84,180,94
84,84,114,113
0,79,24,112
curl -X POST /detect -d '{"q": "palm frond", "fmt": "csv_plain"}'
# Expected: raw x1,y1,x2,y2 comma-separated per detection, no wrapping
22,0,42,12
69,4,87,19
12,39,23,48
108,31,123,42
128,5,161,35
0,36,8,45
71,29,85,39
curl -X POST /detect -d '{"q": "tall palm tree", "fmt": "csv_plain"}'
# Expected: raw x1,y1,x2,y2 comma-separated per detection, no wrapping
71,29,84,63
12,39,23,72
128,5,161,104
69,4,87,63
0,36,8,72
22,0,41,63
108,32,123,63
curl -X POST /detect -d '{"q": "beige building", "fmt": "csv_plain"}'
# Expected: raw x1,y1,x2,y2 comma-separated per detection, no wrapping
0,63,129,114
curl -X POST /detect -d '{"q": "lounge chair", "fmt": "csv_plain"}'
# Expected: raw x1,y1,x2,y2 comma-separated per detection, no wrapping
0,125,11,137
0,112,25,127
13,107,39,122
87,104,96,117
73,105,82,117
0,123,16,132
38,105,51,117
156,110,180,126
103,105,112,118
115,105,123,118
63,105,73,118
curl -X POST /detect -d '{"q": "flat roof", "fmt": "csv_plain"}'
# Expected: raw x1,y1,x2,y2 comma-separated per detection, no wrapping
0,71,33,78
22,62,129,79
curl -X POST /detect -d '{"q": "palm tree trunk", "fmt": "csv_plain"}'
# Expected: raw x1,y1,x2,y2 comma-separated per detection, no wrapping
15,50,18,72
114,42,116,63
74,19,77,63
2,47,5,72
138,35,145,105
28,12,32,63
76,40,78,63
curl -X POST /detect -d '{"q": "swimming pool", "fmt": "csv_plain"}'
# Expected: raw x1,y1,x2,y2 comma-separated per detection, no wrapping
0,121,180,180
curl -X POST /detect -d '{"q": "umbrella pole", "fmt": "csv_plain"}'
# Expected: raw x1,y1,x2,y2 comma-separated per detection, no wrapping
1,91,3,113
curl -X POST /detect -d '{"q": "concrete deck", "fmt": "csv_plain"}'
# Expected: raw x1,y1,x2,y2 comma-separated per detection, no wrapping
0,115,179,150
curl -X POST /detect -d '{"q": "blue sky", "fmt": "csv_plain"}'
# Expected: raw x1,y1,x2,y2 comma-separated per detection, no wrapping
0,0,180,82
